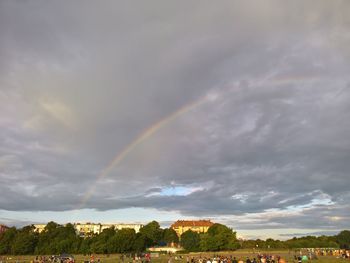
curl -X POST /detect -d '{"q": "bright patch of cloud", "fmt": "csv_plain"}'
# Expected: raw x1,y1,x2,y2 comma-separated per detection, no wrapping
147,185,203,197
40,99,76,128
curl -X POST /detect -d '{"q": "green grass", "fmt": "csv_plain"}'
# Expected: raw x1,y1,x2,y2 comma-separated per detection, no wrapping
1,251,347,263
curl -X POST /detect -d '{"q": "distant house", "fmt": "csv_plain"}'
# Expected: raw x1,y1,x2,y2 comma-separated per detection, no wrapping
33,222,144,238
74,222,144,237
74,222,102,237
33,224,46,233
0,224,9,234
101,223,143,233
171,220,214,237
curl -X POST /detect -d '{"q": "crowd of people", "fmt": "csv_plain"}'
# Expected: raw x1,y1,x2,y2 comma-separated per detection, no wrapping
165,249,350,263
313,248,350,258
2,249,350,263
119,250,350,263
168,254,287,263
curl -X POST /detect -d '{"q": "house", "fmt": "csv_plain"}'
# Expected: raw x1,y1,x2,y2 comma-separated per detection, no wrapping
101,223,143,233
33,224,47,233
171,220,214,237
74,222,144,237
0,224,9,235
74,222,101,237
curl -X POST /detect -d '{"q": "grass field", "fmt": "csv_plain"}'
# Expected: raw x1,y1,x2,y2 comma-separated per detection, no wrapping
1,251,348,263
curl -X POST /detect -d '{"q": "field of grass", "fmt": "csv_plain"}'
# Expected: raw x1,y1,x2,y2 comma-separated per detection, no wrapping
1,251,348,263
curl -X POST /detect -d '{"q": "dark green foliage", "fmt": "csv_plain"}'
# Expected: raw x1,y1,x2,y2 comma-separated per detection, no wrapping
90,227,116,254
35,222,81,254
284,235,339,249
180,224,240,252
180,230,200,251
336,230,350,249
88,226,147,254
11,225,38,255
162,228,179,245
0,221,348,254
139,221,162,246
200,223,239,251
132,233,149,252
241,238,288,249
241,235,340,249
0,227,18,254
112,228,136,253
79,237,92,255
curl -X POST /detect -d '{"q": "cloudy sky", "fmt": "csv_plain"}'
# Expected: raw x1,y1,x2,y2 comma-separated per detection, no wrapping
1,0,350,239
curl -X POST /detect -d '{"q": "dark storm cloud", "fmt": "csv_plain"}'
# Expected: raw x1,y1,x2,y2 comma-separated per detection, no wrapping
1,0,350,231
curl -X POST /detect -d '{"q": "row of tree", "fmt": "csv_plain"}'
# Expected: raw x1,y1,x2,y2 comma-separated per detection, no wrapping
180,224,239,251
0,221,349,255
240,231,350,250
179,228,350,251
0,221,178,255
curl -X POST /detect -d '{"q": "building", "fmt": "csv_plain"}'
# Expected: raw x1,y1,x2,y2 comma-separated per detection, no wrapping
0,224,9,234
148,246,183,253
32,222,143,238
74,223,102,237
171,220,214,237
74,223,144,237
33,224,47,233
101,223,143,233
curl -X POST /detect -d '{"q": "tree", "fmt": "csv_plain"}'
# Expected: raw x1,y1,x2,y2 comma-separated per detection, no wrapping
241,240,256,249
112,228,136,253
35,222,81,254
180,230,200,251
36,221,59,254
337,230,350,249
0,227,17,254
11,225,38,255
79,237,92,254
200,223,239,251
90,227,116,254
56,223,81,253
132,233,149,252
139,221,162,246
162,228,179,245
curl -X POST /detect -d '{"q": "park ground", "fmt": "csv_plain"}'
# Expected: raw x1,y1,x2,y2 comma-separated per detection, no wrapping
1,251,349,263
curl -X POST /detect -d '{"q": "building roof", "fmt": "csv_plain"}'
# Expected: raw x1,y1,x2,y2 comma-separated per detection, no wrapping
171,220,214,228
0,224,9,232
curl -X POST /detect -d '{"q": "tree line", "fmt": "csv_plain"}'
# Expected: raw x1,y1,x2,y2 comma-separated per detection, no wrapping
240,231,350,250
0,220,349,255
178,228,349,252
0,221,240,254
180,224,239,251
0,221,178,255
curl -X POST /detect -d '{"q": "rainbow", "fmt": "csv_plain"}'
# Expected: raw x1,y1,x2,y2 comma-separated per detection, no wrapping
76,74,318,210
77,95,211,210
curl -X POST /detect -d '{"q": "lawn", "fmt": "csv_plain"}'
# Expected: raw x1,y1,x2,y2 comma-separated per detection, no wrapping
1,251,348,263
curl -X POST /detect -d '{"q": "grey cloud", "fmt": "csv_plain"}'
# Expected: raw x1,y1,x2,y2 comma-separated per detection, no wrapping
0,0,350,231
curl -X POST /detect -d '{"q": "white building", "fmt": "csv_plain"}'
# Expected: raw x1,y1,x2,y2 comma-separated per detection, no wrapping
108,223,143,233
74,223,102,237
34,222,144,237
33,224,46,233
74,222,144,237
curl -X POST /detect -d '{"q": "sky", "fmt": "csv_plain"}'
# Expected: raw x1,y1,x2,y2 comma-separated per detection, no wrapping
0,0,350,240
